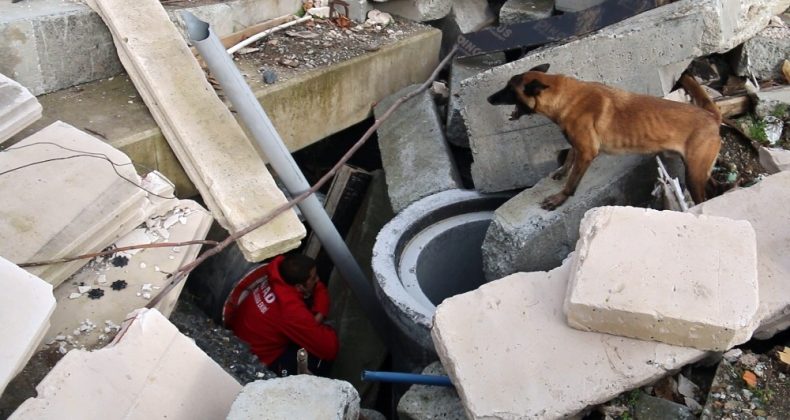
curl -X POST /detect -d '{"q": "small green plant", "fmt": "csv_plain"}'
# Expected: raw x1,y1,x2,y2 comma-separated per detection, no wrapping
752,386,774,403
746,117,769,144
771,103,789,119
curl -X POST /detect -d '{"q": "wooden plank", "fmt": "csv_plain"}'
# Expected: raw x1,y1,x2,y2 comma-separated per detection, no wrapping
84,0,305,262
303,165,372,280
715,95,749,118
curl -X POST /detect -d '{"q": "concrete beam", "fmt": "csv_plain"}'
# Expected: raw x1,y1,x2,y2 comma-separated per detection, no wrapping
565,206,760,351
482,154,655,280
375,84,462,212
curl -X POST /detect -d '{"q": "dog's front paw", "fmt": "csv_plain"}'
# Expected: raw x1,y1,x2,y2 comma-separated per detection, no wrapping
540,193,568,211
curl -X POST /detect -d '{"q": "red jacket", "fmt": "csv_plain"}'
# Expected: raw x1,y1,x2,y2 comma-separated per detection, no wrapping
230,256,338,365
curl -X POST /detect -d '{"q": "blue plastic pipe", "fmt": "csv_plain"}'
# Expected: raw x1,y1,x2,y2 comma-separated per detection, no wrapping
361,370,454,387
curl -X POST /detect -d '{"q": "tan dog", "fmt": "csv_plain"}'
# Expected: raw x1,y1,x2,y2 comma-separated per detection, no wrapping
487,64,721,210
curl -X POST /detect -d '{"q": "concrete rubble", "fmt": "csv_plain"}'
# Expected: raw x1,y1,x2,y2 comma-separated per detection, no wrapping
397,362,465,420
555,0,605,13
0,121,172,287
735,16,790,81
458,0,790,193
84,0,306,262
482,154,655,280
0,73,41,144
44,201,212,353
225,376,360,420
375,0,453,22
432,258,707,419
499,0,554,25
434,0,494,57
11,308,242,419
0,256,55,396
759,146,790,173
754,87,790,119
565,206,760,351
374,84,463,212
690,171,790,339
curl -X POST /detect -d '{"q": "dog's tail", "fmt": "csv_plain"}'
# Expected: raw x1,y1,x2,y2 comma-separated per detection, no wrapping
680,74,722,124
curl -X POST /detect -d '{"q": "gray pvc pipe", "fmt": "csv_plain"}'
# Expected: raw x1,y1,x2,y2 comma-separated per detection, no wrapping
181,12,388,342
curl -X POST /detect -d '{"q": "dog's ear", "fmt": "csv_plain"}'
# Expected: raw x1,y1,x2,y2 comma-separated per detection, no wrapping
523,79,548,96
528,63,550,73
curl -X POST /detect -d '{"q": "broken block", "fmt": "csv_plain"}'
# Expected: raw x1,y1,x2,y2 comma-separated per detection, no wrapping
375,0,452,22
11,309,241,419
565,206,760,351
459,0,787,192
0,73,42,144
431,258,706,419
0,256,55,396
735,23,790,81
690,171,790,339
500,0,554,25
754,87,790,119
374,84,462,212
226,376,360,420
759,147,790,174
482,154,655,280
397,362,465,420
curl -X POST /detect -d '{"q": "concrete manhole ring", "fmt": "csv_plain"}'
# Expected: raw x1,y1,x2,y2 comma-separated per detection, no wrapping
372,189,512,353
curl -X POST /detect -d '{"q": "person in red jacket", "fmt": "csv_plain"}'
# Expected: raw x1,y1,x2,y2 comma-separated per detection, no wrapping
230,254,338,376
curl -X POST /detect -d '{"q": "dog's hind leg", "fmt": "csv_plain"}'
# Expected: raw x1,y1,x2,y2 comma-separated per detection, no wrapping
684,136,721,204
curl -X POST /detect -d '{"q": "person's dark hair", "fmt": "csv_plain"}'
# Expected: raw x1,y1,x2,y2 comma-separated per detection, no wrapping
279,254,316,285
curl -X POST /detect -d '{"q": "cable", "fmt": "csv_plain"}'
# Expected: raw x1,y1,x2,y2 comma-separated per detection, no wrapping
0,141,177,200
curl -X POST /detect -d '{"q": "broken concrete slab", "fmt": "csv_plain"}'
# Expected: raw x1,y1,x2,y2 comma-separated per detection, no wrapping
565,206,759,351
226,376,360,420
446,53,506,148
44,201,212,352
634,393,696,420
0,256,55,396
11,308,241,419
375,0,453,22
689,171,790,339
374,84,462,212
759,147,790,173
431,259,707,420
555,0,604,13
500,0,554,25
735,21,790,81
459,0,788,192
0,121,158,287
0,73,41,144
84,0,305,262
0,0,300,95
482,154,654,280
397,362,465,420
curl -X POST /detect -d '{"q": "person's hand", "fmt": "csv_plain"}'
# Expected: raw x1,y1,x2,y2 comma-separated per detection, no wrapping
314,312,325,323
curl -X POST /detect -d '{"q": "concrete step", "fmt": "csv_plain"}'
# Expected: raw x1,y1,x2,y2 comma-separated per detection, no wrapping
9,27,441,198
0,0,302,96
